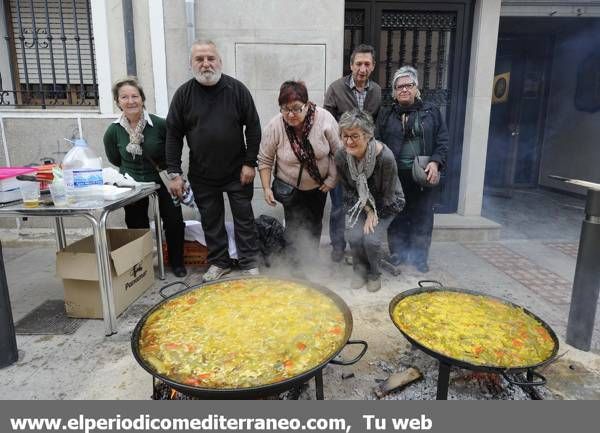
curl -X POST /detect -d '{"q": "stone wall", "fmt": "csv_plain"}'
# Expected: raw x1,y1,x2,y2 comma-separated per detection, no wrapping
163,0,344,124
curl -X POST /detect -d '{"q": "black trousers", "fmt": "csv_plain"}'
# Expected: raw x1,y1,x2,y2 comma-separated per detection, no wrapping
388,170,436,265
191,179,258,270
282,188,327,263
124,183,185,268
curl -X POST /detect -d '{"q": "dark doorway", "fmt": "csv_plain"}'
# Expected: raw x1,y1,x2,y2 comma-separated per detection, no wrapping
485,35,554,196
344,0,474,213
485,17,600,198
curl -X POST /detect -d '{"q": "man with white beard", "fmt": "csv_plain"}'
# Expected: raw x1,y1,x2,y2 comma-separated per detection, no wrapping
166,40,262,282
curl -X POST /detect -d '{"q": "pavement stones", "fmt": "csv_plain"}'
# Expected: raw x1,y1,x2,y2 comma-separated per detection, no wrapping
1,236,599,400
1,187,599,400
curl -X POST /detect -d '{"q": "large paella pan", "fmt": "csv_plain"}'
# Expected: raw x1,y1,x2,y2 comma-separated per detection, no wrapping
131,276,367,399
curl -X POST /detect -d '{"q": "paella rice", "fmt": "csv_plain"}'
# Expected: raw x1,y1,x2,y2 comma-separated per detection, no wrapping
139,278,346,388
391,291,555,367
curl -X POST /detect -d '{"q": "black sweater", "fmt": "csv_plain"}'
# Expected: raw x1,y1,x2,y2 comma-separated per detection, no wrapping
165,75,261,186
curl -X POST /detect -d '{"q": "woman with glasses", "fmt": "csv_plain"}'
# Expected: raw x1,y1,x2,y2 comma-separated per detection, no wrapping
375,66,449,273
336,109,405,292
258,80,341,268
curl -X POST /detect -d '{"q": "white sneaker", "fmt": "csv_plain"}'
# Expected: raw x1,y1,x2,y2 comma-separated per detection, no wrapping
241,267,260,276
202,265,231,282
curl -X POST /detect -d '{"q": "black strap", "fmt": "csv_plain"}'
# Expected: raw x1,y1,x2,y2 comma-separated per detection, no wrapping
295,163,304,188
142,152,161,173
407,111,422,158
273,157,303,188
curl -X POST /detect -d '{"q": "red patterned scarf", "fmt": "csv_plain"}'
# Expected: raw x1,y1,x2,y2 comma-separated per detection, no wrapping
282,102,323,185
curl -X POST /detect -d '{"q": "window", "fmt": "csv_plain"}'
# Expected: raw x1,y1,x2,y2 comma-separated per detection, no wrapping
1,0,98,108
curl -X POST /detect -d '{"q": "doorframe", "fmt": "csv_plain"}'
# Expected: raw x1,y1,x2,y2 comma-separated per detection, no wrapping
350,0,474,213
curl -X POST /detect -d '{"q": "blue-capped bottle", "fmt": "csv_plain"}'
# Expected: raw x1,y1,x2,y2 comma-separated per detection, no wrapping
62,138,104,207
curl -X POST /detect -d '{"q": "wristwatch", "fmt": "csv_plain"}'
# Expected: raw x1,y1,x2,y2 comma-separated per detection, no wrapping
166,172,182,180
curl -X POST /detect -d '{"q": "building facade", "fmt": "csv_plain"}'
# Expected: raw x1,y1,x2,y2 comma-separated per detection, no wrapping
1,0,599,229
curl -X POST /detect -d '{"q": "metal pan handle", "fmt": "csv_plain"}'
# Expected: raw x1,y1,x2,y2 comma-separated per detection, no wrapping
418,280,444,288
159,281,191,299
502,370,547,387
330,340,368,366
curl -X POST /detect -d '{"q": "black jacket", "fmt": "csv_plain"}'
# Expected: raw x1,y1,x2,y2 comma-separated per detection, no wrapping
375,101,449,169
165,74,261,186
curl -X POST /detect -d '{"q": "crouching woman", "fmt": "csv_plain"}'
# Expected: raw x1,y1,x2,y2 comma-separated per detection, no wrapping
335,109,405,292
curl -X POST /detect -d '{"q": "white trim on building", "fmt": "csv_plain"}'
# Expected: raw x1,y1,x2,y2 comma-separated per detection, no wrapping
458,0,502,216
149,0,169,117
90,0,112,114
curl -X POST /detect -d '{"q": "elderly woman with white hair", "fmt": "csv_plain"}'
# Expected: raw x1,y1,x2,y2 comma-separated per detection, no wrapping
335,109,405,292
375,66,449,273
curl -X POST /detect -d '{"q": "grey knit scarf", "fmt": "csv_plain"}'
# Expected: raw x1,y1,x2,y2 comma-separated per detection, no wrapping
119,114,146,159
346,138,378,228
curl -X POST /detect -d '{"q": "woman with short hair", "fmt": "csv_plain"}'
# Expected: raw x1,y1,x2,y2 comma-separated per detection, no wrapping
376,66,449,273
104,77,186,277
258,80,340,268
336,109,405,292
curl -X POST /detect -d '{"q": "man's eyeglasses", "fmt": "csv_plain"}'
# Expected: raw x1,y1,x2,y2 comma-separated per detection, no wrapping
395,83,416,91
280,104,305,115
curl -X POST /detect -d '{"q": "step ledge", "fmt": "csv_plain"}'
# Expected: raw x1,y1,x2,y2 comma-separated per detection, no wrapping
1,214,501,246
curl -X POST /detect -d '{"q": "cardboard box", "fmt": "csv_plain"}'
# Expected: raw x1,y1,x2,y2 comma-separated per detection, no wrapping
56,229,155,319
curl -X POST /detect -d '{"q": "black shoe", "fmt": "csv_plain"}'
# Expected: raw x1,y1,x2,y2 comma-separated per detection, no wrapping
388,253,406,267
173,266,187,278
331,248,345,263
415,262,429,273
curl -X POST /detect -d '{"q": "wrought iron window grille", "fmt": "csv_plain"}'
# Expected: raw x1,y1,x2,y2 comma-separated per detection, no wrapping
1,0,98,109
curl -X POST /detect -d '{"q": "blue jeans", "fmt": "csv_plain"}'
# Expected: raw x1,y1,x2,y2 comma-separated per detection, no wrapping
329,184,346,252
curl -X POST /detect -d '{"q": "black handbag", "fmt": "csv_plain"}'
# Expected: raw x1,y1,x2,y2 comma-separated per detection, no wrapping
409,143,438,188
271,164,303,206
271,177,297,205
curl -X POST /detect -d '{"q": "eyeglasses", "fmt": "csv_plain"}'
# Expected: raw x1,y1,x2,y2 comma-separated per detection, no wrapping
342,133,364,142
395,83,416,91
280,104,305,115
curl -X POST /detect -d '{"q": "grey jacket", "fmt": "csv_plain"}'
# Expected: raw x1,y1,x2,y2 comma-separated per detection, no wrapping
324,75,382,122
335,143,405,219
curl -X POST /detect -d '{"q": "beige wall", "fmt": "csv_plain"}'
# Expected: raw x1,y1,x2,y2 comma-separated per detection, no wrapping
103,0,156,113
163,0,344,123
163,2,189,101
105,0,126,101
131,0,156,114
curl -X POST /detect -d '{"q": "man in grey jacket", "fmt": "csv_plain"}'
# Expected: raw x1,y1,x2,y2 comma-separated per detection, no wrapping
324,44,382,262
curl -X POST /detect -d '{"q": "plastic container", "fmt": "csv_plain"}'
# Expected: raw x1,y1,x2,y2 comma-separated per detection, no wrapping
172,181,195,208
62,138,104,207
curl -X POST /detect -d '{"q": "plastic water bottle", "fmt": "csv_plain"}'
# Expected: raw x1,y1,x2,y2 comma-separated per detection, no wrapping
62,138,104,207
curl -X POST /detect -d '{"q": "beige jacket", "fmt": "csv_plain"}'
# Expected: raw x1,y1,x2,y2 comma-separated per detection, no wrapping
258,106,341,190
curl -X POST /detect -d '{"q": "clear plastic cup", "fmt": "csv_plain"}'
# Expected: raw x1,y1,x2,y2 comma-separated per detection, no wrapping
49,182,68,207
20,182,40,208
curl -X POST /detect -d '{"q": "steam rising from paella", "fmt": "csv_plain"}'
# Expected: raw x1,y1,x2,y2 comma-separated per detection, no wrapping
391,291,555,367
139,278,346,389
